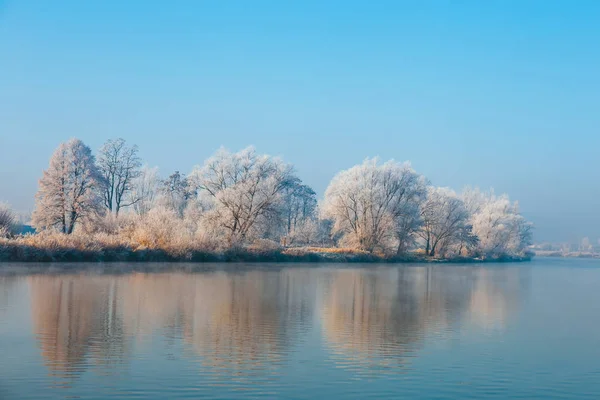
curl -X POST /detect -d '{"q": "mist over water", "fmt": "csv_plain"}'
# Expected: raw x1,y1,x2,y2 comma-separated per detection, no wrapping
1,259,600,399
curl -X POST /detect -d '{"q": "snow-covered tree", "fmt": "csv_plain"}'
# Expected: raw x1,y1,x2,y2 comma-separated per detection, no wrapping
281,180,318,235
0,203,16,237
463,188,532,257
286,218,323,246
97,138,142,215
189,147,295,244
130,165,160,216
418,187,473,257
269,179,319,245
159,171,192,217
32,138,103,234
322,158,427,254
394,200,423,255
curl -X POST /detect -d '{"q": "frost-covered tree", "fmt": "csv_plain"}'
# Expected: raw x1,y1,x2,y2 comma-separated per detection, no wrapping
322,158,427,254
159,171,193,217
189,147,295,244
418,187,472,257
97,138,142,215
281,180,318,235
32,139,103,234
394,201,423,255
286,218,324,246
0,203,16,237
463,188,532,257
269,179,319,245
130,165,159,216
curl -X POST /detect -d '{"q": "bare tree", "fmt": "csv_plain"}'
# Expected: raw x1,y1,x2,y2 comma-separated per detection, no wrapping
322,158,426,254
32,139,103,234
189,147,295,244
98,138,142,215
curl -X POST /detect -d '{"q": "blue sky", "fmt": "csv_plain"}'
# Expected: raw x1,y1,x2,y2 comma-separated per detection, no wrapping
1,0,599,242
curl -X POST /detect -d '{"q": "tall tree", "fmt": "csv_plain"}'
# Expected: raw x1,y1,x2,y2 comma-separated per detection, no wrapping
189,147,295,244
32,138,103,234
98,138,142,215
322,158,426,254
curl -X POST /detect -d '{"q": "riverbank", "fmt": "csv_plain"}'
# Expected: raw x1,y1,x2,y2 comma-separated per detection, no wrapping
0,237,532,264
534,250,600,259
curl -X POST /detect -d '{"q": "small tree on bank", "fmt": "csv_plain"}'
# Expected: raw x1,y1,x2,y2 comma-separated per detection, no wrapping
32,138,103,234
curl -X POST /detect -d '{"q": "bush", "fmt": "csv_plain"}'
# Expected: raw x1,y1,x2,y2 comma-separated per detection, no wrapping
247,239,282,254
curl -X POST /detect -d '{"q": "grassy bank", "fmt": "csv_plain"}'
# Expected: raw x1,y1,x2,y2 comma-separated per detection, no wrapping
534,250,600,259
0,235,532,264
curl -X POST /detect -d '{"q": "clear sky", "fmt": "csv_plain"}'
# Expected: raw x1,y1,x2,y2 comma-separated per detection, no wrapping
1,0,599,242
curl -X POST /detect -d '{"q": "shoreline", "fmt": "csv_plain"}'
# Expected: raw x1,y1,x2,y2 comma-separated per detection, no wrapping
0,243,533,264
534,251,600,259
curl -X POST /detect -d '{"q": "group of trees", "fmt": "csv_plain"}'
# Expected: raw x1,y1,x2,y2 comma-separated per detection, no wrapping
322,160,531,258
27,138,532,258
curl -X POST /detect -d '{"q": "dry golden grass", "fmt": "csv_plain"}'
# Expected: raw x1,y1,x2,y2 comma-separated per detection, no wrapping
282,246,371,257
0,231,532,264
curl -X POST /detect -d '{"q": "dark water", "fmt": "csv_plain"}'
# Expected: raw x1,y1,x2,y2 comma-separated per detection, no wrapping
1,258,600,399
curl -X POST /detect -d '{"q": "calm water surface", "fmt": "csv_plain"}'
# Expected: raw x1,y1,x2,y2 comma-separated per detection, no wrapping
1,258,600,399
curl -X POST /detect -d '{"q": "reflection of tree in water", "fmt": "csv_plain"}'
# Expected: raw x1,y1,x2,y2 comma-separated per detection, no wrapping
321,266,527,372
28,275,129,382
119,273,189,340
118,269,317,377
321,268,425,371
467,268,525,330
0,276,21,317
177,269,316,376
28,270,315,381
25,266,528,383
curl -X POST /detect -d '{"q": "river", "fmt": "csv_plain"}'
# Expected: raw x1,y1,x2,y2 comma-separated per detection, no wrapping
1,258,599,399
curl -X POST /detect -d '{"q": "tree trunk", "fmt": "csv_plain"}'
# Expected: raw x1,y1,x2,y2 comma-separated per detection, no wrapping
430,242,437,257
396,240,407,257
67,212,77,234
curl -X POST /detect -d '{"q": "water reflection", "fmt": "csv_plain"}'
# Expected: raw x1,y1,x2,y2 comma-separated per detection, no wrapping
468,269,523,330
24,265,527,385
121,270,316,374
321,267,526,371
29,276,129,380
0,276,20,316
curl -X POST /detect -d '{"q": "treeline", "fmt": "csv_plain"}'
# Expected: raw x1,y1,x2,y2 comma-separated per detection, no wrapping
0,138,533,261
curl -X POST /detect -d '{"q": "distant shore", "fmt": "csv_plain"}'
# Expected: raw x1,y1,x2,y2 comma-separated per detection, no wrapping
534,250,600,259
